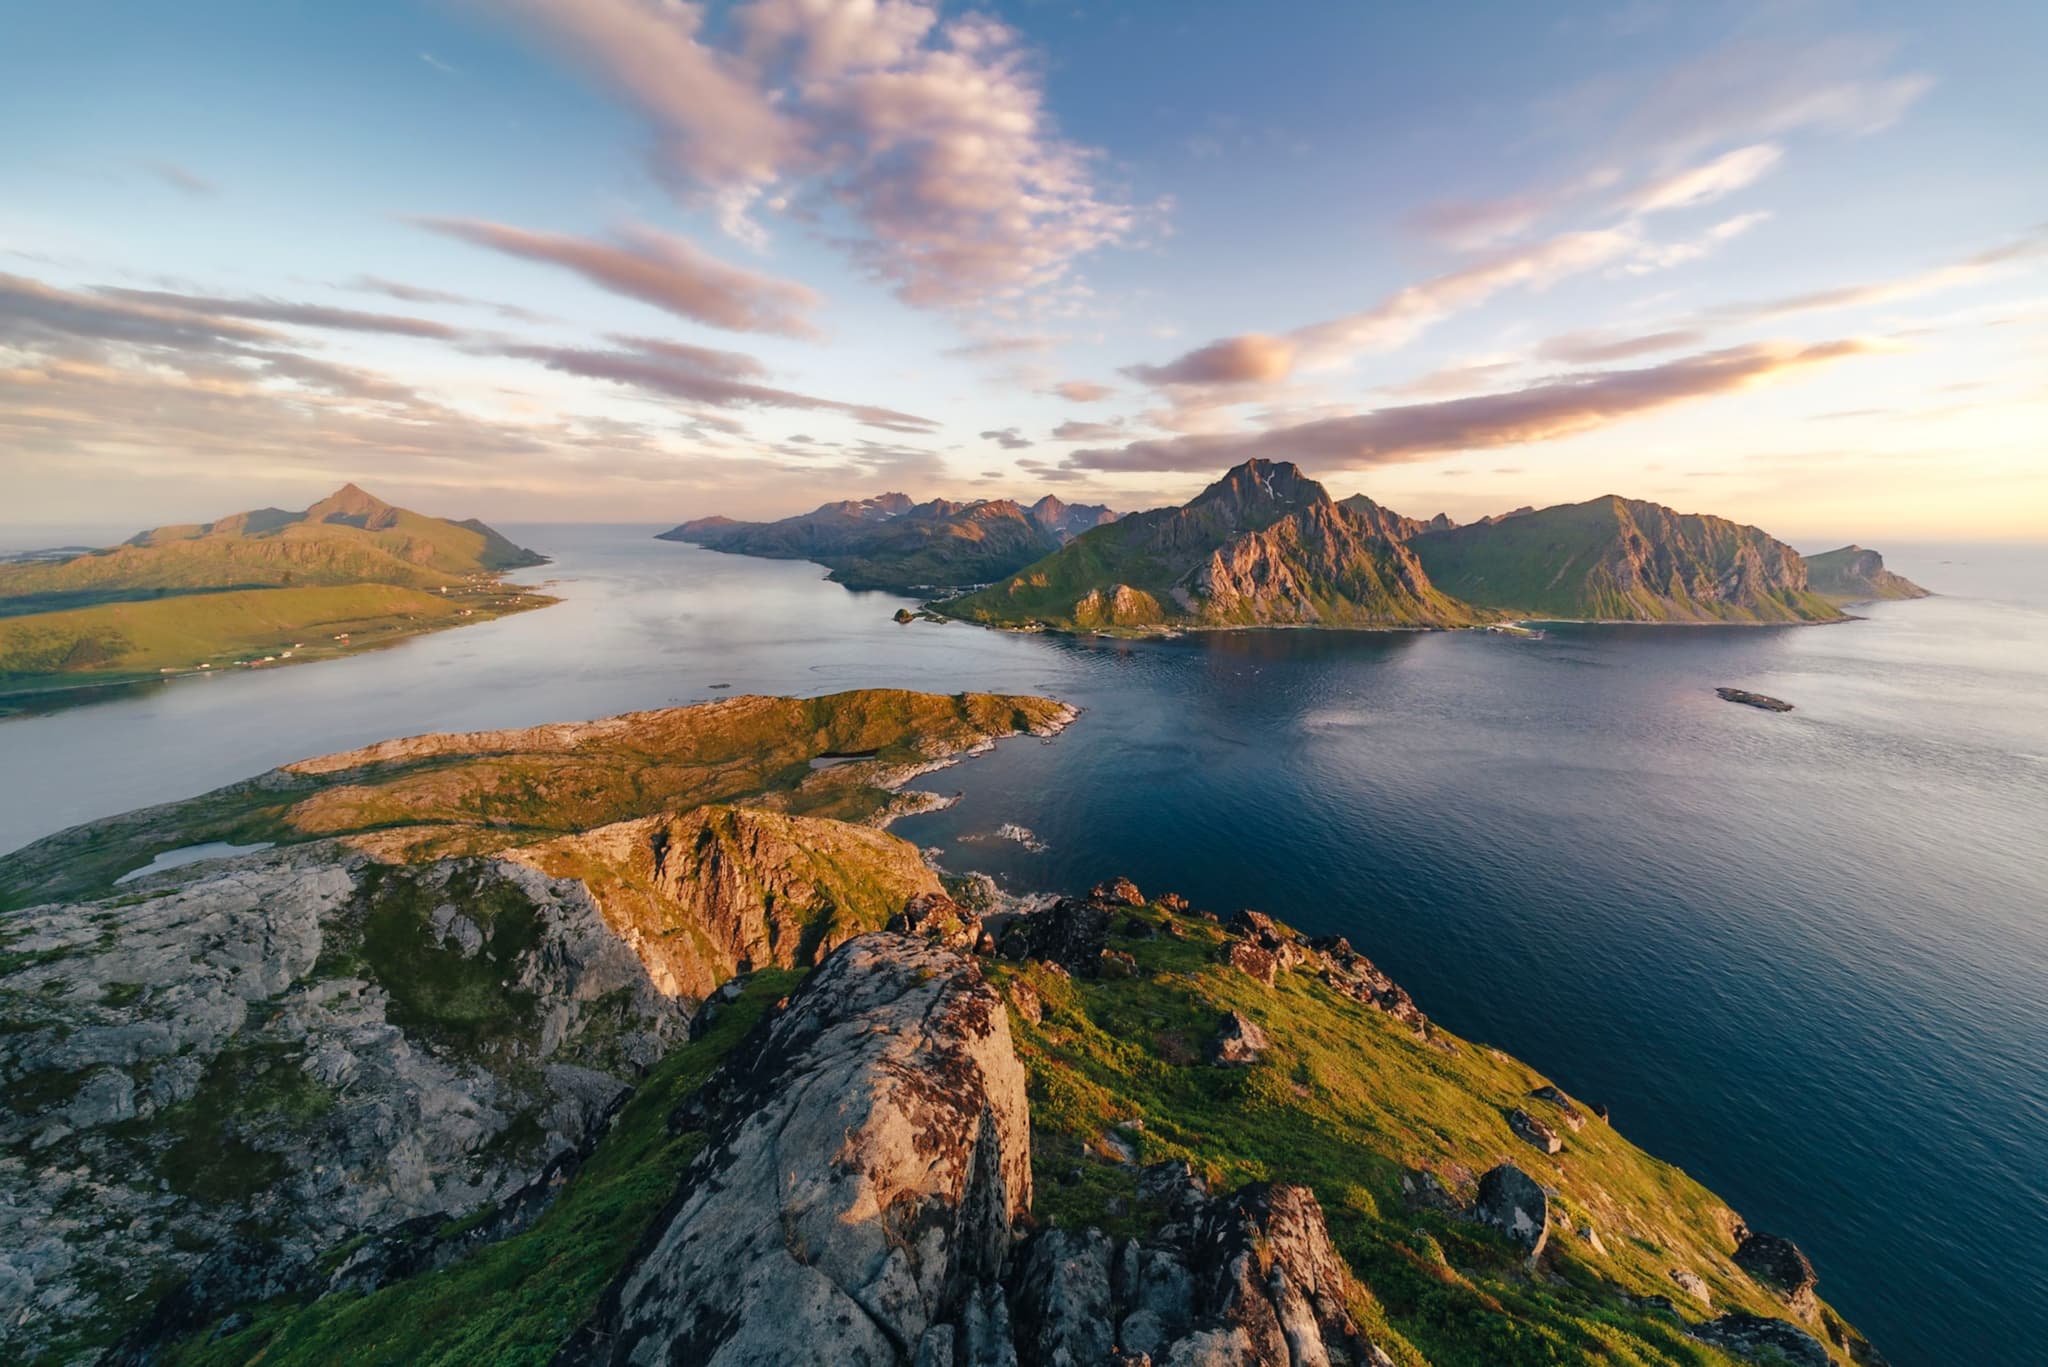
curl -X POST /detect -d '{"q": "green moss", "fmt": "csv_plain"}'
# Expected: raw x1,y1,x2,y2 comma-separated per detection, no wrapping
161,970,801,1367
153,1044,335,1205
357,866,542,1059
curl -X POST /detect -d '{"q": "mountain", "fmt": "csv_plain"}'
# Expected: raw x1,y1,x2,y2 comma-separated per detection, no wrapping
658,492,1116,592
1802,545,1930,602
943,459,1484,631
1411,495,1846,624
0,486,550,702
0,691,1880,1366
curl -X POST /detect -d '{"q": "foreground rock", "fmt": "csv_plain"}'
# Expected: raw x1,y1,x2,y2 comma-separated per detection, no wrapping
1475,1163,1550,1257
0,850,684,1363
568,934,1030,1364
1692,1313,1834,1367
1735,1229,1821,1321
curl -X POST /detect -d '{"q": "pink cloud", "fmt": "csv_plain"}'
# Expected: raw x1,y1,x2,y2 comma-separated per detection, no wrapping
1068,340,1879,472
491,0,1139,310
420,217,823,337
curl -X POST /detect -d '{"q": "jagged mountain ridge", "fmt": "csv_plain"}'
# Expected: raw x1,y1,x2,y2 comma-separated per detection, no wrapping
1410,494,1846,623
942,459,1485,630
658,492,1117,592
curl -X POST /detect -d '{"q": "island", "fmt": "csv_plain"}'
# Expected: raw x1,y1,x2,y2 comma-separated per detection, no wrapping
0,484,552,712
1801,545,1931,602
1,689,1880,1366
1717,687,1796,712
657,492,1117,593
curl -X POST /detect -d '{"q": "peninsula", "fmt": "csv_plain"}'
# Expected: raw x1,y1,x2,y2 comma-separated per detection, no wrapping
0,484,551,711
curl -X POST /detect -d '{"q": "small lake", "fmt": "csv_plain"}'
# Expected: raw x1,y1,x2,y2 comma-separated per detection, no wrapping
2,525,2044,1366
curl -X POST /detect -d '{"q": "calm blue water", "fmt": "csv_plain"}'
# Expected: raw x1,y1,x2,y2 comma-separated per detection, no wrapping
2,526,2043,1365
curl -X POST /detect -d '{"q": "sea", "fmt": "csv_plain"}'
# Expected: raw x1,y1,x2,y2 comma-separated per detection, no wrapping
2,524,2043,1366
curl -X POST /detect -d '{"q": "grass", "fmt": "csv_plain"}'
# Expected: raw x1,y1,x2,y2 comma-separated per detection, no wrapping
995,898,1855,1367
0,688,1068,910
161,970,802,1367
356,865,544,1060
0,581,550,696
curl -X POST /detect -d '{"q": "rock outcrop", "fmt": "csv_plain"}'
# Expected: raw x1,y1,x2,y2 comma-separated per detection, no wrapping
1475,1163,1551,1257
1692,1313,1834,1367
1736,1230,1820,1320
1507,1106,1564,1154
1801,545,1929,602
0,850,685,1363
571,935,1030,1364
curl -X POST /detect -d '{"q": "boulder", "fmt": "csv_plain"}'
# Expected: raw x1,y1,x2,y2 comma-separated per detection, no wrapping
890,892,984,951
1527,1084,1586,1131
574,933,1031,1364
1209,1012,1270,1067
1002,899,1112,974
1506,1107,1563,1154
1691,1314,1833,1367
1734,1231,1819,1321
1304,936,1428,1032
1011,1229,1116,1365
1474,1164,1550,1257
1224,940,1278,986
1090,877,1146,906
1669,1268,1712,1305
1100,949,1139,979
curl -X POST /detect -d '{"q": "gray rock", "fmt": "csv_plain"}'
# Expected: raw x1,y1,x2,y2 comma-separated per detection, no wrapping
1012,1229,1116,1365
574,934,1031,1365
1208,1012,1270,1067
1527,1084,1586,1131
1734,1231,1820,1321
1669,1268,1712,1304
1506,1107,1563,1154
1691,1313,1833,1367
1475,1164,1550,1257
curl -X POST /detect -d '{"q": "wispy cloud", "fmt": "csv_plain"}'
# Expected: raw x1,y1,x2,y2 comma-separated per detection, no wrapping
143,161,217,197
488,0,1141,310
1621,143,1782,214
96,286,464,339
1050,379,1116,403
1068,340,1881,472
1711,226,2048,322
347,275,556,324
500,336,938,432
417,218,823,337
979,427,1032,450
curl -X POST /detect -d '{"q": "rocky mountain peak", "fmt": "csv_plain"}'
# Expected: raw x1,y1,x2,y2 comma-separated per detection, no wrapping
304,482,401,530
1190,459,1331,523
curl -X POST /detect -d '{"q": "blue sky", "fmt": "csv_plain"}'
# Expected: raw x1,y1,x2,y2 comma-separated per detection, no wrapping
3,0,2043,539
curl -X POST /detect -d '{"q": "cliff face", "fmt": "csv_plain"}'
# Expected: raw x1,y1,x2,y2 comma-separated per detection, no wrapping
1413,495,1846,623
945,459,1483,631
1801,545,1930,602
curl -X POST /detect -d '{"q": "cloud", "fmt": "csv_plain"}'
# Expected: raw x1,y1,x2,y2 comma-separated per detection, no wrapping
0,273,278,351
418,217,823,337
145,161,217,196
419,51,460,75
945,334,1057,359
490,0,1139,310
1065,340,1880,472
1129,228,1637,389
1623,143,1782,214
347,275,556,324
95,286,464,339
1125,333,1297,388
979,426,1032,449
1620,210,1770,275
1050,418,1123,442
1713,225,2048,321
501,336,938,432
1051,379,1115,403
1536,328,1706,363
1406,166,1623,249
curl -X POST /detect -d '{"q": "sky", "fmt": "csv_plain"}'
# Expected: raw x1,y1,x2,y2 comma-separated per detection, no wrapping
2,0,2044,543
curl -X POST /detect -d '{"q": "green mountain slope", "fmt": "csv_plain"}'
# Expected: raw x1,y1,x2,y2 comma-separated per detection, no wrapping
1801,545,1930,602
943,459,1484,631
1412,496,1844,623
0,486,551,700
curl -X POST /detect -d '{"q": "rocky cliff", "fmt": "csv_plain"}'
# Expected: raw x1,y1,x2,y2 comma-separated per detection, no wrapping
943,460,1483,632
1800,546,1929,602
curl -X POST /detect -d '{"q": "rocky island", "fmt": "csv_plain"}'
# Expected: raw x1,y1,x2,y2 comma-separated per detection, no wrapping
0,690,1883,1366
0,485,552,712
1717,688,1796,712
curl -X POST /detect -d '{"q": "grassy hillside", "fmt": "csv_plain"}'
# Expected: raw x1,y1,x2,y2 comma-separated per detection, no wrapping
1414,497,1844,623
0,689,1074,910
0,485,551,704
0,583,548,705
